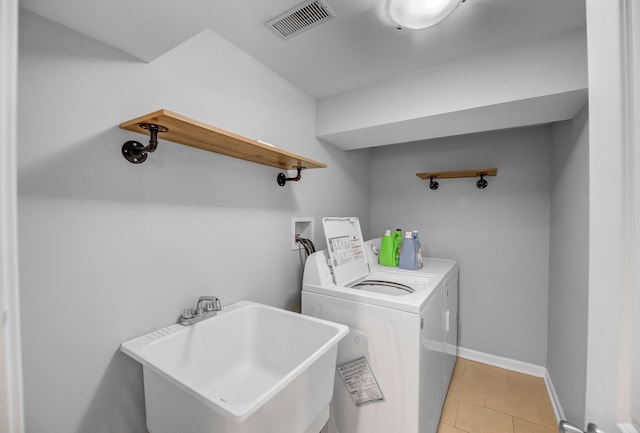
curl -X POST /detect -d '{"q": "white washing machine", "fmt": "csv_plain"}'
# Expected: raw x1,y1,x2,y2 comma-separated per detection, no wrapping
301,217,459,433
364,237,460,394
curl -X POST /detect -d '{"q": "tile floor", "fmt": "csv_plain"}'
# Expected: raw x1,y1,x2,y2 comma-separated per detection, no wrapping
438,358,558,433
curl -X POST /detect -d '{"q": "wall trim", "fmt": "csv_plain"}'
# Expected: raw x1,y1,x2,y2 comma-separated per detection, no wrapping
458,346,546,377
458,346,564,425
0,0,23,432
544,369,567,424
623,0,640,429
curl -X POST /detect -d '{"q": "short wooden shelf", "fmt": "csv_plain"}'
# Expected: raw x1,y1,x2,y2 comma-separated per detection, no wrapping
417,168,497,190
119,109,327,171
416,168,497,180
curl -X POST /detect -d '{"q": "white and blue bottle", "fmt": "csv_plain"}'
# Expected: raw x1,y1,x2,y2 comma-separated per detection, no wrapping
399,231,419,270
412,230,423,269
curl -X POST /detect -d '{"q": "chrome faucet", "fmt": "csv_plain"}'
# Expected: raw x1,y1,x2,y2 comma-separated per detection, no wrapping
179,296,222,326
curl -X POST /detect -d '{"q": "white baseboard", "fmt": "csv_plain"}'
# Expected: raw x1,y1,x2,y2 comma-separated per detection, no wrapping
543,369,565,423
457,346,563,425
457,346,546,377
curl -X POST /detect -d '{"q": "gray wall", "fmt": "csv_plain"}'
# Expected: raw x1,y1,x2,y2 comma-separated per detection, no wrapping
17,10,370,433
547,106,589,425
370,127,551,366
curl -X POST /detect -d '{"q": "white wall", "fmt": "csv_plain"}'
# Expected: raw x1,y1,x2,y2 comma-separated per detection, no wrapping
547,106,589,426
17,10,370,433
370,126,551,365
632,0,640,427
1,0,23,432
584,0,635,431
316,30,587,149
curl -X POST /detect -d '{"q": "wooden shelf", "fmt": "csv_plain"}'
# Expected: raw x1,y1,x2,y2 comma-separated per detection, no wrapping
417,168,497,190
416,168,497,180
119,109,327,171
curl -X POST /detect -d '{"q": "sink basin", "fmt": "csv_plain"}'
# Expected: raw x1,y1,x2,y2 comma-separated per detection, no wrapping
120,300,348,433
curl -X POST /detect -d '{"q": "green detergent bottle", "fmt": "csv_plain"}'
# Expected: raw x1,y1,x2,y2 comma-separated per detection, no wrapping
393,228,403,266
379,230,395,266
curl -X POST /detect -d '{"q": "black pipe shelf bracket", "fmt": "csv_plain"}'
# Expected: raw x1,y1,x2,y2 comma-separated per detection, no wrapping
122,123,169,164
416,168,498,190
277,166,304,187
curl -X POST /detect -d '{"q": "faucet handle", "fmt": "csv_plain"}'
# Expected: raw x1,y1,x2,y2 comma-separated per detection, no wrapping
183,308,195,319
203,299,222,312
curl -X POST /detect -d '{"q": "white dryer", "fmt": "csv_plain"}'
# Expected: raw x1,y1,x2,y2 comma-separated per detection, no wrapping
301,217,459,433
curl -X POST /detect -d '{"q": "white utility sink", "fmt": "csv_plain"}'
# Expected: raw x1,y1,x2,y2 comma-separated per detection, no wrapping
121,300,348,433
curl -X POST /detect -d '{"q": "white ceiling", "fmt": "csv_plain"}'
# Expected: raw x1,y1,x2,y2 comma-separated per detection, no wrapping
19,0,586,98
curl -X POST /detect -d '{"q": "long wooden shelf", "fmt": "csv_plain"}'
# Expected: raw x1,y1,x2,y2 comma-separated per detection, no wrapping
416,168,497,180
119,109,327,171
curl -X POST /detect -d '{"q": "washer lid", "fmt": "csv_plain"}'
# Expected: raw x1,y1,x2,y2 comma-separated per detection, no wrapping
322,217,370,286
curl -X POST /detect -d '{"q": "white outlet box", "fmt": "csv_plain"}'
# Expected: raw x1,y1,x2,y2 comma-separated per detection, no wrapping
291,217,315,251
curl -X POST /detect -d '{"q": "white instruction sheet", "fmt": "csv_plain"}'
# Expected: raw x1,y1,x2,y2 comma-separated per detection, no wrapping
337,356,384,406
328,235,364,267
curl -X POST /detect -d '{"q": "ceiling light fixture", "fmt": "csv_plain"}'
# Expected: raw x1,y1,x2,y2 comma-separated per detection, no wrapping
387,0,463,29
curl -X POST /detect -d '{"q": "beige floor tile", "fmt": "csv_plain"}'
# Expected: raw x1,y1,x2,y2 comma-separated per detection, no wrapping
464,360,510,390
440,359,557,433
536,398,558,429
448,377,486,406
513,417,540,433
513,417,558,433
438,423,469,433
507,371,548,400
484,385,541,424
441,395,459,426
453,358,466,379
456,399,514,433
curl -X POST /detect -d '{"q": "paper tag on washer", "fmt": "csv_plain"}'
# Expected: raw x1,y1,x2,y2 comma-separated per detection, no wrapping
337,356,384,406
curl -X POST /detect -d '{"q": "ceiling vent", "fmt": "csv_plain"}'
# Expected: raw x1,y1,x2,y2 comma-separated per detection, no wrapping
266,0,335,40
